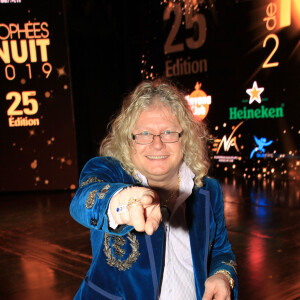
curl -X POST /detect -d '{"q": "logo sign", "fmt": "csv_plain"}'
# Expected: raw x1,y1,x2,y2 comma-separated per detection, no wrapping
250,136,273,159
185,82,211,120
246,81,264,104
212,122,244,163
229,81,284,120
213,121,244,154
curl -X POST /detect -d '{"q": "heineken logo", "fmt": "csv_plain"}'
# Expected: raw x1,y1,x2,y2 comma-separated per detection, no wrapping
229,103,284,120
229,81,285,120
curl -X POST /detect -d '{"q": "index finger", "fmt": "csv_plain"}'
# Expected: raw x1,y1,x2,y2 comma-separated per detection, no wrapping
144,203,162,235
128,202,146,232
139,193,161,235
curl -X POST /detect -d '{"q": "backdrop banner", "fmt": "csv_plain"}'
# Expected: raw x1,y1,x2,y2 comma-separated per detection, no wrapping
0,0,78,191
142,0,300,181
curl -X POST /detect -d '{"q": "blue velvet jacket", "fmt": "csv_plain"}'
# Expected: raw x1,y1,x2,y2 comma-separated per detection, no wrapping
70,157,238,300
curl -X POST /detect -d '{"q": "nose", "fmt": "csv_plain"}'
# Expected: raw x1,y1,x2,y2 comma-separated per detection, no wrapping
150,135,164,150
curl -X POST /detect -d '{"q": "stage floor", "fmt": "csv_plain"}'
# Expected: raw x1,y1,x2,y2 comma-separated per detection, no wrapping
0,177,299,300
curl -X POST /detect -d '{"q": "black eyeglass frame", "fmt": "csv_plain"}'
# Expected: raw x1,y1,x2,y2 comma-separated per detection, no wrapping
132,130,184,144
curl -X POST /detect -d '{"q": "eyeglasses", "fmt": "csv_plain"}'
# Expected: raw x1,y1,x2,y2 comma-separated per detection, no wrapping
132,130,183,145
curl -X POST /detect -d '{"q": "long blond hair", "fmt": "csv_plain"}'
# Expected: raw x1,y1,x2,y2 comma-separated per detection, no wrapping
100,80,210,187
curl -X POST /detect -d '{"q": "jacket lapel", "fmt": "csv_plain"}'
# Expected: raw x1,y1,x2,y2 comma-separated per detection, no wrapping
144,187,211,300
147,224,165,299
187,188,210,299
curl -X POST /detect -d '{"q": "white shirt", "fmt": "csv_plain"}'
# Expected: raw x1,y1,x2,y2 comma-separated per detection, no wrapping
136,162,196,300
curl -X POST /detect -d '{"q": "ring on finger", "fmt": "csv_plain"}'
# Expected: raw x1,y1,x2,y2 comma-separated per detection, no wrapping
127,197,141,208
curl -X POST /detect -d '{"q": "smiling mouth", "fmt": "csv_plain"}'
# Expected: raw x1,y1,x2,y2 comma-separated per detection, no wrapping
146,155,168,159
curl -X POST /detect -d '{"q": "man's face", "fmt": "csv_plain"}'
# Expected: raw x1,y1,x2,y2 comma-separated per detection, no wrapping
131,102,183,185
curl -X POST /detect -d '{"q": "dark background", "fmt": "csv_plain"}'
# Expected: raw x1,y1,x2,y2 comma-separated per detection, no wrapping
65,0,158,170
64,0,247,169
65,0,300,180
1,0,298,191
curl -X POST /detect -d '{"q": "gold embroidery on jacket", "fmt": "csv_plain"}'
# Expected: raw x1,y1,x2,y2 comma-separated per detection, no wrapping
86,190,97,209
80,177,103,187
103,232,140,271
222,260,237,274
98,184,111,199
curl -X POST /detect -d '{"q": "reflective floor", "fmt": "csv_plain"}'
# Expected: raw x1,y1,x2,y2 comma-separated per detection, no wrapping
0,178,299,300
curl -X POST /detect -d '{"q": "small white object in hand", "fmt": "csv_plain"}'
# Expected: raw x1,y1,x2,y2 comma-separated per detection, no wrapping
116,205,128,214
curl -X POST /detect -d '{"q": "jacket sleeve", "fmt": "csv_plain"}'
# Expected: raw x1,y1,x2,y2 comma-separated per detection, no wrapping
70,156,135,236
206,178,238,298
